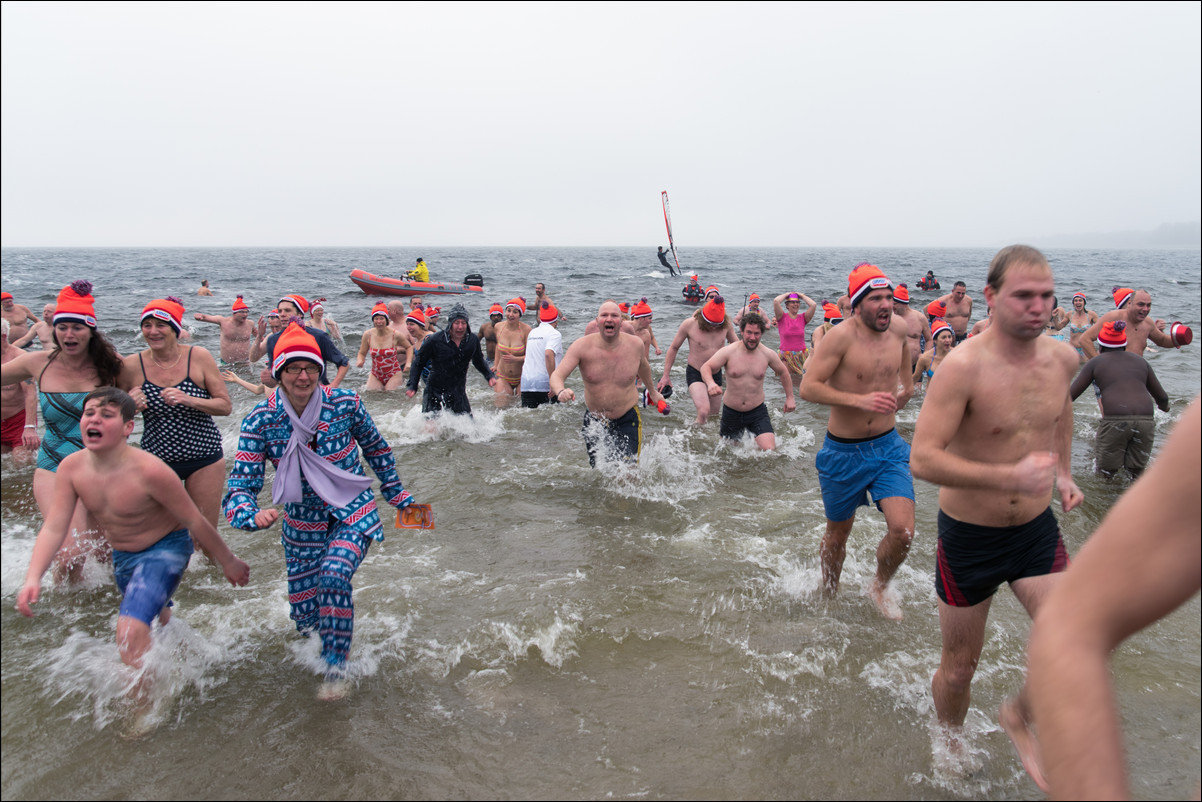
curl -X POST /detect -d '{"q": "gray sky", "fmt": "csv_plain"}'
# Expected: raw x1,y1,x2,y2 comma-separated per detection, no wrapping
2,1,1199,247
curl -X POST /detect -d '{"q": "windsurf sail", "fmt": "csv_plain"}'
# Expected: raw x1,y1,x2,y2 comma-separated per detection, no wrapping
661,191,681,276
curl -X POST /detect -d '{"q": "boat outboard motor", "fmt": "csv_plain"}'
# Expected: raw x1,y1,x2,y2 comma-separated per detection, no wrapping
463,274,485,287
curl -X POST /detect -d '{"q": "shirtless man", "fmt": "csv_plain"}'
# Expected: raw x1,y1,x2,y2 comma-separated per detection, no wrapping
909,245,1084,780
197,279,213,296
800,263,914,619
629,299,660,358
534,282,554,312
551,300,665,468
194,296,255,364
968,306,992,337
892,284,926,366
1,292,39,343
1080,287,1187,358
16,388,248,680
702,312,795,450
1,319,38,458
12,304,54,349
493,298,532,406
477,303,504,365
734,294,773,330
1069,320,1169,478
656,295,737,425
934,281,973,343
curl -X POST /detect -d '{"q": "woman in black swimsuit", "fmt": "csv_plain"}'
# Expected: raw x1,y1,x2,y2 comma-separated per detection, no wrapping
119,298,231,537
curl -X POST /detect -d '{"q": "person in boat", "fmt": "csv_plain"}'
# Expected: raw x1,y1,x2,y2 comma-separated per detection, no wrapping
682,274,703,304
657,246,678,276
405,303,496,415
224,322,413,700
405,258,430,283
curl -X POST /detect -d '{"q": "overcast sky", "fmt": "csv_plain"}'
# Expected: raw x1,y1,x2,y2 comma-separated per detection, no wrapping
2,1,1199,247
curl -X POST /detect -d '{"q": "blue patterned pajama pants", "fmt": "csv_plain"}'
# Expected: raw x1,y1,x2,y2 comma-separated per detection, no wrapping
282,509,373,677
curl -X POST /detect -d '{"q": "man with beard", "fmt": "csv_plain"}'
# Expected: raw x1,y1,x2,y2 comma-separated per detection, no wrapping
799,263,914,620
909,245,1083,782
551,300,665,468
406,303,496,414
1079,287,1191,358
656,294,737,425
701,312,795,451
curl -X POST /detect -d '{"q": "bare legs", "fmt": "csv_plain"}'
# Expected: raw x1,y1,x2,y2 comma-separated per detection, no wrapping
820,497,913,619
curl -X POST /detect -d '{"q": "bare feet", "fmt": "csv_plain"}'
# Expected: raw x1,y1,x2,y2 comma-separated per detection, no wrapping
1000,696,1049,792
869,577,903,620
317,679,350,702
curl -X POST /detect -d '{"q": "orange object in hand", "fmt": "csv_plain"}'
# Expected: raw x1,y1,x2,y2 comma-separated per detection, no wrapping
396,504,435,530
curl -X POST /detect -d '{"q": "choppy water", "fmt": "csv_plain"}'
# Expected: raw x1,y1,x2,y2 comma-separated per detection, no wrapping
2,246,1199,800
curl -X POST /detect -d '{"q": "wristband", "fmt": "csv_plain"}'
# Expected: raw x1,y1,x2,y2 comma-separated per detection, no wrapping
24,424,36,428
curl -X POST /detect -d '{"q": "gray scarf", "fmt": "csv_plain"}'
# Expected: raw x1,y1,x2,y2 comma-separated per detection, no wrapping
271,386,373,509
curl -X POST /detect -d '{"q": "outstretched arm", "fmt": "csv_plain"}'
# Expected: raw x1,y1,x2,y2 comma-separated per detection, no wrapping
1027,398,1201,800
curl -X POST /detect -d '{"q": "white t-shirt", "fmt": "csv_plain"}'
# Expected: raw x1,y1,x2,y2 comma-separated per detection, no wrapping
520,322,564,392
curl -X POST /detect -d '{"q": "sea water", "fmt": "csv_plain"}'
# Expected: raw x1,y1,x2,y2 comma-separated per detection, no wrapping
1,246,1199,800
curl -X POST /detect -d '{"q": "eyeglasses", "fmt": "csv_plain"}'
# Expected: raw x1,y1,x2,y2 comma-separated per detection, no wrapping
283,364,321,376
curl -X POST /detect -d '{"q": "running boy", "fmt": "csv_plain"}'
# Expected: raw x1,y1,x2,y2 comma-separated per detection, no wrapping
16,387,249,672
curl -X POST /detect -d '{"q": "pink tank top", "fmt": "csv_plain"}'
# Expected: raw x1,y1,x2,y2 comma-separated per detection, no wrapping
777,313,808,351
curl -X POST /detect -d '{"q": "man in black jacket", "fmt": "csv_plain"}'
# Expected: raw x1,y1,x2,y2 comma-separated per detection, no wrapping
406,303,496,414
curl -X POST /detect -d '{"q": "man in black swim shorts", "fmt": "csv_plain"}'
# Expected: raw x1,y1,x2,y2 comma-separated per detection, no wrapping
551,300,664,469
702,312,795,451
656,295,736,426
911,245,1084,776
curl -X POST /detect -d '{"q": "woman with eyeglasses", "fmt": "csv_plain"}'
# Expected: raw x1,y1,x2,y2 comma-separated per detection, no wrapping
222,321,417,700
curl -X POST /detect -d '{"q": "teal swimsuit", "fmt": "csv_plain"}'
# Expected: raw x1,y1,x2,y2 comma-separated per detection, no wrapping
35,361,90,472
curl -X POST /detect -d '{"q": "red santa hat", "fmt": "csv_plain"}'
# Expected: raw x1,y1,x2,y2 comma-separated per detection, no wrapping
272,321,323,378
141,297,186,336
926,299,948,319
1112,287,1134,309
823,302,843,322
371,302,389,319
630,298,653,319
406,308,428,327
701,295,726,325
231,295,249,313
1097,320,1128,350
54,280,97,328
848,263,893,308
893,284,910,304
929,318,954,342
538,300,560,323
505,298,525,315
278,293,310,316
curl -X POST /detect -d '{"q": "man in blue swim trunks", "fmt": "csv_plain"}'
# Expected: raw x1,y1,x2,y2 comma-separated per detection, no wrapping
911,245,1083,783
800,263,915,620
17,387,249,680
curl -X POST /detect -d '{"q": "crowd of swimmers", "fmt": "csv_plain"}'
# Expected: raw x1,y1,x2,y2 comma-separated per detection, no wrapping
1,246,1199,794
